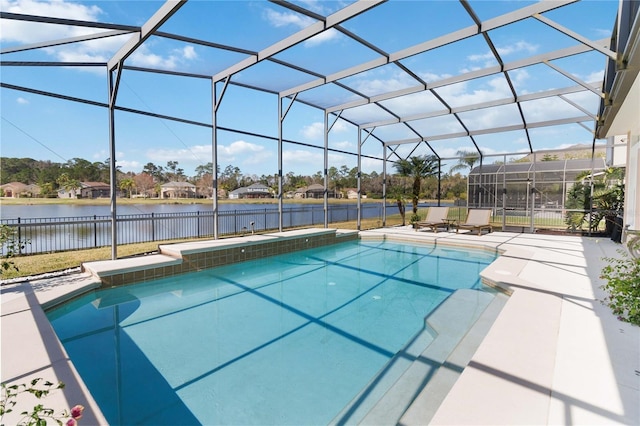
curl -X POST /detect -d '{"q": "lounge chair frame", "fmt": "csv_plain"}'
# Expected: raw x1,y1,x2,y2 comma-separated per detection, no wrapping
415,206,450,233
456,209,493,236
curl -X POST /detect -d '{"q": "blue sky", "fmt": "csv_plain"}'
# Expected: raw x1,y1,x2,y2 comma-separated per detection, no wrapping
0,0,619,178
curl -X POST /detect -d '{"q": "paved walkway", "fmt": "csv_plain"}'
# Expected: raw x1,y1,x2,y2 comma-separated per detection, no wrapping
1,229,638,425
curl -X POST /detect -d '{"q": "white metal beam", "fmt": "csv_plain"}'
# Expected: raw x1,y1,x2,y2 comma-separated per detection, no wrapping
533,13,617,60
359,83,599,128
383,115,592,146
287,0,577,100
212,0,385,83
543,60,605,97
326,39,605,114
107,0,186,71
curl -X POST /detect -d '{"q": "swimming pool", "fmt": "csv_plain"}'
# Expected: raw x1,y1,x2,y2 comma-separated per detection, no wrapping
47,239,497,425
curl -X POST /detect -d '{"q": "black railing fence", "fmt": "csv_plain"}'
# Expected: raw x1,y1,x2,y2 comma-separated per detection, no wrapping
1,204,615,256
1,204,385,255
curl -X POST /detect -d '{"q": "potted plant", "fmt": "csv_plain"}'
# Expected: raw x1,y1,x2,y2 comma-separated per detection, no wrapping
410,213,422,229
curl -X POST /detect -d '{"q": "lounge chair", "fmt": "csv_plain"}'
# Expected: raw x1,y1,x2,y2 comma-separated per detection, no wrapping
456,209,493,235
415,206,450,232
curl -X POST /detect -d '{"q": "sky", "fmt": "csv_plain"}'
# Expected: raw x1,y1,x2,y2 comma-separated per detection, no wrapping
0,0,620,178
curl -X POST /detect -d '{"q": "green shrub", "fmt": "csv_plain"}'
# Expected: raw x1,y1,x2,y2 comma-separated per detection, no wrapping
0,225,27,275
600,238,640,325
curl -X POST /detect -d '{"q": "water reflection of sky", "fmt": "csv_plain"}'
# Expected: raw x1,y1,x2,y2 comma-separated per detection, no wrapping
1,203,280,219
1,201,451,220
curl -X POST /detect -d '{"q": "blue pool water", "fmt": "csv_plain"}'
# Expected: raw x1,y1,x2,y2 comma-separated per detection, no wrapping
47,240,496,425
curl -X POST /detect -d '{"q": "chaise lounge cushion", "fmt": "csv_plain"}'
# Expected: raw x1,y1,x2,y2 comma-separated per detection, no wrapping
456,209,492,235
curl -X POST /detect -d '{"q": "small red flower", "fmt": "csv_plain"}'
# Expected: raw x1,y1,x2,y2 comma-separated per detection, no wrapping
70,404,85,420
66,419,77,426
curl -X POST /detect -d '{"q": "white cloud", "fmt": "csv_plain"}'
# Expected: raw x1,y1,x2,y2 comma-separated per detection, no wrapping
219,140,264,160
16,97,29,105
332,140,353,150
351,69,420,95
468,41,539,65
1,0,103,44
263,6,338,46
147,147,205,163
304,29,341,46
283,149,346,172
181,45,197,60
301,122,324,140
127,44,198,70
263,8,313,28
583,70,604,84
92,150,125,162
130,45,177,69
497,41,538,57
116,159,141,171
301,120,350,140
1,1,196,73
436,74,514,108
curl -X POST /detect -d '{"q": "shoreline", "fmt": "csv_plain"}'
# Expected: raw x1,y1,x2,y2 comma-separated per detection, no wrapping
0,197,454,207
0,197,394,206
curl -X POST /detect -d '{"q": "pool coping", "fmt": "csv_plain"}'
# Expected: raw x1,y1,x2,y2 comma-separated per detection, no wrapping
1,228,638,425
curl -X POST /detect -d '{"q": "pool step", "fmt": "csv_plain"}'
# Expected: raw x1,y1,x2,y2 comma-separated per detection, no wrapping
329,289,507,425
398,291,509,425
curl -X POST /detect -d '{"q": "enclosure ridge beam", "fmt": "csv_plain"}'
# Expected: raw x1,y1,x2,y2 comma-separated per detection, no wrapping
533,13,617,60
107,0,186,71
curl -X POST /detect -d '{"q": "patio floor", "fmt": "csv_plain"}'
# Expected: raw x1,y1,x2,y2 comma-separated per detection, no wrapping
1,229,638,425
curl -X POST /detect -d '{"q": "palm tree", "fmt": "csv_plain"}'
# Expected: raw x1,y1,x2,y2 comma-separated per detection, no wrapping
450,149,480,174
119,178,136,198
393,155,439,215
56,173,80,198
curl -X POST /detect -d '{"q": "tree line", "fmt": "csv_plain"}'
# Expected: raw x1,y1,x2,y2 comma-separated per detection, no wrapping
0,156,469,200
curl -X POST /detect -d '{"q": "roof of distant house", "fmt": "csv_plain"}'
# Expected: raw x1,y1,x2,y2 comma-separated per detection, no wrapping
161,181,196,188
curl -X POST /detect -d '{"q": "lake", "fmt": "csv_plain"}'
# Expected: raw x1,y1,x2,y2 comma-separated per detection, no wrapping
0,202,398,254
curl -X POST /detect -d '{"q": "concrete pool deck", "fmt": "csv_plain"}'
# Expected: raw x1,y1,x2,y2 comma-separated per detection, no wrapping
1,228,638,425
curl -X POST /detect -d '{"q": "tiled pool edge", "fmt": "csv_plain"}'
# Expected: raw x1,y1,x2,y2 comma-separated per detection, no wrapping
82,228,359,288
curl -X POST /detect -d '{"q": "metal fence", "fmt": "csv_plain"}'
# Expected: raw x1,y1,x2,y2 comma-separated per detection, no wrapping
1,204,384,255
1,204,614,256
